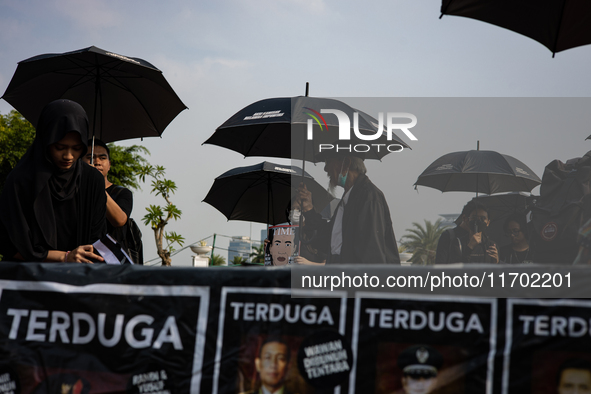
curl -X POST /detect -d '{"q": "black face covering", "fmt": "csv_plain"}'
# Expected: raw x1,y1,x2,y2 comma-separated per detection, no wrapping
469,218,487,234
0,99,89,261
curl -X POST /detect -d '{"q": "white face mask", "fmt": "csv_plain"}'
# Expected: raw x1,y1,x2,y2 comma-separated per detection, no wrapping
289,209,302,224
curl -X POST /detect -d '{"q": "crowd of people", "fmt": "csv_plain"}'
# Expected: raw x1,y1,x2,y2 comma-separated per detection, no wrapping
0,99,582,266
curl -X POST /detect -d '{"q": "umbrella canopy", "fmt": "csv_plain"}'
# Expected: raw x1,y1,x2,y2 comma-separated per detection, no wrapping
415,150,541,195
440,0,591,56
2,46,187,143
203,161,334,225
203,96,410,163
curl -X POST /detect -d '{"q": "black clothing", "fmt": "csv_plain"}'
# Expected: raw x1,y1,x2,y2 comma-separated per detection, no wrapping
302,174,400,265
106,185,133,245
0,99,106,261
499,244,530,264
435,226,496,264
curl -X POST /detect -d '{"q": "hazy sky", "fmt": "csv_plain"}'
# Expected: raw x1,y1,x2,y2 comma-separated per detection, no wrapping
1,1,591,266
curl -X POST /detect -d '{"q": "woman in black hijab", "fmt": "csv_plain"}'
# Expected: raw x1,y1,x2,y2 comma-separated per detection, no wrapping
0,99,106,263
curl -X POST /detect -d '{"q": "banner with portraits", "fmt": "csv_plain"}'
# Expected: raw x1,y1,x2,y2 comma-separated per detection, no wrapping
0,263,591,393
503,299,591,394
350,293,497,394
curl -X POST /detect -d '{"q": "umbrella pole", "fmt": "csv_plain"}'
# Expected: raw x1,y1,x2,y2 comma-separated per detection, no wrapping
91,135,95,166
476,140,480,198
91,67,101,166
300,82,310,213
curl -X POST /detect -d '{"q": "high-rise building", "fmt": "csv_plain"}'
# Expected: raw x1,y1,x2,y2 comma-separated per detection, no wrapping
228,236,251,263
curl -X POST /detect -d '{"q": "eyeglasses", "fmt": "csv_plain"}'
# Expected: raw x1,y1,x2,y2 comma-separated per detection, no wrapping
506,229,522,236
469,216,488,222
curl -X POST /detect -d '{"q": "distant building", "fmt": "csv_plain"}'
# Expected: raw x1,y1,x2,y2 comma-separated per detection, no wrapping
261,229,267,243
439,213,460,229
228,236,251,263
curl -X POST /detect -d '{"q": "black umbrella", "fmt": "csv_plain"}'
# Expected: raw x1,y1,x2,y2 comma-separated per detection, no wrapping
440,0,591,56
1,46,187,143
464,192,534,245
203,96,410,163
414,150,541,195
203,161,334,225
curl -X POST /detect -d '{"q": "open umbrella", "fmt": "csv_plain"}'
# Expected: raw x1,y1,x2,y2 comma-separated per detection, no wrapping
203,96,410,163
203,161,333,225
464,192,534,246
1,46,187,143
414,150,541,195
440,0,591,56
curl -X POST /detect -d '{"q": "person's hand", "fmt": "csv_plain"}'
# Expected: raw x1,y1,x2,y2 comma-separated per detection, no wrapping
67,245,104,263
294,256,326,266
467,232,482,249
294,256,311,265
487,244,499,264
297,182,314,212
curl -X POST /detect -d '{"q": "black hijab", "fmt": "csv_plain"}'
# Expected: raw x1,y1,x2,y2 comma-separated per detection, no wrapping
0,99,89,261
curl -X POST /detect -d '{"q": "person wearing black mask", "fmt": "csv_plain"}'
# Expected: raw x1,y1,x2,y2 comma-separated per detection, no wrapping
435,201,498,264
0,99,106,263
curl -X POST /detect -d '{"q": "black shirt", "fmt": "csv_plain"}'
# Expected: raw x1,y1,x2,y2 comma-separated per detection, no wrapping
106,185,133,245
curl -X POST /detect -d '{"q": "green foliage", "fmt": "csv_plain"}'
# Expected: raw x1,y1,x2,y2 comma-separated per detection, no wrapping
210,254,226,266
0,111,150,193
107,144,150,190
249,243,265,264
139,164,184,266
400,219,448,265
0,111,35,192
231,255,247,265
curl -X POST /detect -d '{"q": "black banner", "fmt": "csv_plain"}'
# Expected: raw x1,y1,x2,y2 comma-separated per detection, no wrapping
351,294,496,394
1,263,591,393
504,299,591,394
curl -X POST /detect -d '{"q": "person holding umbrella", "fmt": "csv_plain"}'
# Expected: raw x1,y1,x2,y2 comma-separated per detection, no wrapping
296,151,400,265
83,139,132,246
0,99,106,263
435,201,498,264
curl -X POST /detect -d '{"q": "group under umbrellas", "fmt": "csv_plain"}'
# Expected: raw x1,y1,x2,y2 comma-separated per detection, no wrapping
414,144,542,252
203,91,412,265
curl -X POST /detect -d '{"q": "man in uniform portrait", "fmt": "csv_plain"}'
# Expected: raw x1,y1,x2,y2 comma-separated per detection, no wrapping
397,344,443,394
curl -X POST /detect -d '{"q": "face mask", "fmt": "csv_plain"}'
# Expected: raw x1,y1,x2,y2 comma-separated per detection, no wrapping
469,218,486,234
337,161,349,188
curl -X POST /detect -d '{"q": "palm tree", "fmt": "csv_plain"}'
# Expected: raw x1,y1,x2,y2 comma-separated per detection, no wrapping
210,254,226,266
400,219,448,265
249,244,265,264
231,255,247,265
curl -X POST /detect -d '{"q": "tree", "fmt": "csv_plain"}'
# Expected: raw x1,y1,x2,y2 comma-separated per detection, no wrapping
231,255,247,265
0,110,150,192
400,219,448,265
138,164,184,266
107,143,150,190
210,254,226,266
249,244,265,264
0,111,35,192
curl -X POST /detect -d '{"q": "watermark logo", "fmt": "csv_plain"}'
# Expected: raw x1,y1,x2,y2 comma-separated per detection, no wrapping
305,110,417,155
304,107,328,131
